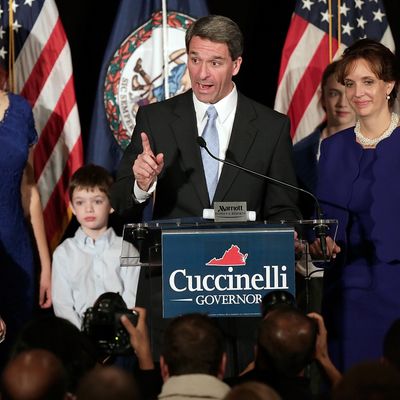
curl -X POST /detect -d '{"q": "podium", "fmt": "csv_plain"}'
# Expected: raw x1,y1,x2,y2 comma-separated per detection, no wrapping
121,219,338,372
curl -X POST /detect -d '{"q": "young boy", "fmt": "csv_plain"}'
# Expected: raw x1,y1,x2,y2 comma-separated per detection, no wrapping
52,164,140,328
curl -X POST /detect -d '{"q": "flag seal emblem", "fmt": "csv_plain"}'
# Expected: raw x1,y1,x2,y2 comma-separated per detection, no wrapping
104,11,195,150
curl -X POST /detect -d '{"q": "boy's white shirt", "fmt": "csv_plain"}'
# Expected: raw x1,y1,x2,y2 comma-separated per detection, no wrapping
51,227,141,328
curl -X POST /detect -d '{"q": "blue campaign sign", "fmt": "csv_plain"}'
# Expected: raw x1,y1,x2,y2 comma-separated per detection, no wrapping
162,226,295,318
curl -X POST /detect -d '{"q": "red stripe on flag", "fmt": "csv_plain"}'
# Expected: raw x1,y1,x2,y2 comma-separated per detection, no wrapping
277,15,309,86
21,18,67,105
43,137,83,249
43,169,69,247
33,76,76,179
286,35,338,137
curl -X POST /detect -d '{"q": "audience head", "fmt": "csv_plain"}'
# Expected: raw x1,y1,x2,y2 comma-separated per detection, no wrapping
161,313,226,379
256,306,317,377
320,60,355,133
261,290,296,318
336,38,399,108
76,366,139,400
223,381,281,400
1,349,68,400
332,361,400,400
11,315,97,394
383,318,400,370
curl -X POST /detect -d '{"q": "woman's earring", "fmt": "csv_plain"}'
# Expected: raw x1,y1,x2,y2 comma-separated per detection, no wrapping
386,94,391,100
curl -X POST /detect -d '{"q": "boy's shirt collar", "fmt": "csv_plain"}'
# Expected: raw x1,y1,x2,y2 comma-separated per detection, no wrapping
75,226,115,248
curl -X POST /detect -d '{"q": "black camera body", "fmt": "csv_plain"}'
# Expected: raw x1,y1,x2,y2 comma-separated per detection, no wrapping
261,290,296,317
82,292,138,355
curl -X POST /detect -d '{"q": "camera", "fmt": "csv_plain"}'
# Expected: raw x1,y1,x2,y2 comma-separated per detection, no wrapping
261,290,296,318
82,292,138,355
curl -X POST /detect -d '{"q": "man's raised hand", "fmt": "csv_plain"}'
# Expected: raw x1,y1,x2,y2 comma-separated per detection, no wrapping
133,132,164,191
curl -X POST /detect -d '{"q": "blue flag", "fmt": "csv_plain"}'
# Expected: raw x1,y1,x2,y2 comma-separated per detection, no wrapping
87,0,208,174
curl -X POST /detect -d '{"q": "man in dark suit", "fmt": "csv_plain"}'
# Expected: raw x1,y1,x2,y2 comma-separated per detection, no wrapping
111,15,300,374
111,15,299,223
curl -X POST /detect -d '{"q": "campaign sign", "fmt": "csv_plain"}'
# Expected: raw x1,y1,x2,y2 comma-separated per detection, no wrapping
162,226,295,318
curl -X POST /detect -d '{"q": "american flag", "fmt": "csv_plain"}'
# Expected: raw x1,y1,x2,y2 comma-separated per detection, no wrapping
0,0,83,249
274,0,395,143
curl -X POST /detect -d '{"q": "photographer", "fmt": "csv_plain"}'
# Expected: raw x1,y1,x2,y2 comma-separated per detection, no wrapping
82,292,139,361
120,308,154,371
225,296,341,399
121,308,162,400
121,311,231,400
83,297,161,399
307,312,341,387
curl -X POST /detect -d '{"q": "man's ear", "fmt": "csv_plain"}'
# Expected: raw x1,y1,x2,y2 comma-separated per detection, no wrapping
110,207,115,214
160,356,169,382
232,57,242,76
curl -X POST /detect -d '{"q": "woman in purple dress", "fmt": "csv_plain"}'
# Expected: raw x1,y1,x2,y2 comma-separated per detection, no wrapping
312,39,400,372
0,92,51,369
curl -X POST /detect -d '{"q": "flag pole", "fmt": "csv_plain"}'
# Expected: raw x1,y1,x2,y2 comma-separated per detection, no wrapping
337,0,341,54
8,0,15,91
162,0,170,99
328,0,332,62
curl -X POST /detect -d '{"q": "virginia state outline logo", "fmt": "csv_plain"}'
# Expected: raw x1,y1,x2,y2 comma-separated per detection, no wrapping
206,244,248,267
104,11,195,150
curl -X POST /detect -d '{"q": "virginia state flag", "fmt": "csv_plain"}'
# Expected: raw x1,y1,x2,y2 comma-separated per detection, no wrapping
87,0,208,174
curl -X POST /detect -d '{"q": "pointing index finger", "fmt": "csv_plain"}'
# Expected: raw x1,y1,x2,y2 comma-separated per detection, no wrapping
141,132,153,155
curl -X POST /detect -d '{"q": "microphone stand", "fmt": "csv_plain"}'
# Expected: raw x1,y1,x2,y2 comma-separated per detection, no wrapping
197,136,328,261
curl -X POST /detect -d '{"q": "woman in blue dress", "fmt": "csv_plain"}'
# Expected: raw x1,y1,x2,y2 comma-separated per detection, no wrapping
311,39,400,372
0,92,51,369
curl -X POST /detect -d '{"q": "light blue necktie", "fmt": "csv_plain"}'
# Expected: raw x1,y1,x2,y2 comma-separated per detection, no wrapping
201,105,220,203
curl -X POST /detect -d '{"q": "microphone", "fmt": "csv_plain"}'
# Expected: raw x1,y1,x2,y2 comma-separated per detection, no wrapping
197,136,328,259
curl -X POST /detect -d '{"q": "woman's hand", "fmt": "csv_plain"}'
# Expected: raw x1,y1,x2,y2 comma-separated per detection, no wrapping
309,236,341,260
39,268,52,308
22,147,52,308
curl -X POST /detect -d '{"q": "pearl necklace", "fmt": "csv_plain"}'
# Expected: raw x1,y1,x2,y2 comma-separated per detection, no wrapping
354,112,399,147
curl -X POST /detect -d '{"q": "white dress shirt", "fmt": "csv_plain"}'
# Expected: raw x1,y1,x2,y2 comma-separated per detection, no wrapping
134,85,238,201
52,227,141,328
193,84,238,177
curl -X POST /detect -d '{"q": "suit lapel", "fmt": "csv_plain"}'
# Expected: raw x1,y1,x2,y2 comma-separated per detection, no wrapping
214,94,258,201
170,91,210,208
